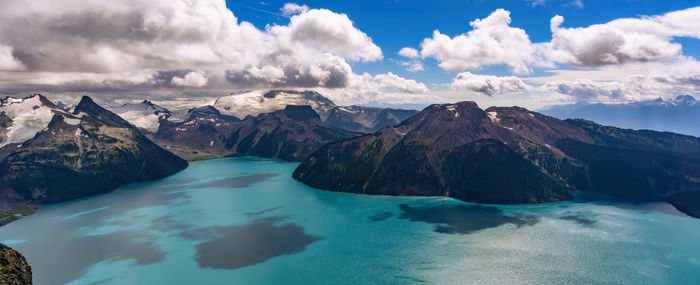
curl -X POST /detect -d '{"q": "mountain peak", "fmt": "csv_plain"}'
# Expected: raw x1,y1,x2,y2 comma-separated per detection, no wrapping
74,96,131,127
673,95,696,105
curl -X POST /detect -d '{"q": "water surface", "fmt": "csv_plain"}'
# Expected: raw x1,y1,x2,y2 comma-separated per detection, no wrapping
1,157,699,284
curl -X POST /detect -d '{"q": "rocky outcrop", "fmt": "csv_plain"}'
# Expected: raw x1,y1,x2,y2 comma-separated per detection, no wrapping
0,244,32,285
293,102,700,217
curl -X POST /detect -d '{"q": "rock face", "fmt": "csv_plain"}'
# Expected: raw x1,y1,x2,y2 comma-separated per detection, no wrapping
542,95,700,137
0,96,188,214
154,105,358,161
324,105,419,133
0,244,32,285
293,102,700,217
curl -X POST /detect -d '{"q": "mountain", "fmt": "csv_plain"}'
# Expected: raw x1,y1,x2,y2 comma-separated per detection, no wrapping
213,90,336,119
211,90,418,133
541,95,700,137
293,101,700,218
324,105,419,133
154,105,358,161
0,243,32,285
0,96,188,225
109,100,172,134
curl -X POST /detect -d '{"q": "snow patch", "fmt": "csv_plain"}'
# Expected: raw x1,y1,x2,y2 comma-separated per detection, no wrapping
0,96,63,148
212,90,333,118
63,116,81,125
210,140,214,146
109,101,170,133
487,111,500,124
75,128,82,136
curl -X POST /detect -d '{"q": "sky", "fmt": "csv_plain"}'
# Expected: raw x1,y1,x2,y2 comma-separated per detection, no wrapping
0,0,699,110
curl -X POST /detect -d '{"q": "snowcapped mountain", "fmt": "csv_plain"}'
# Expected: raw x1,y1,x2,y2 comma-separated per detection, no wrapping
109,100,172,134
0,96,187,224
210,90,418,132
0,94,70,148
213,90,336,119
542,95,700,137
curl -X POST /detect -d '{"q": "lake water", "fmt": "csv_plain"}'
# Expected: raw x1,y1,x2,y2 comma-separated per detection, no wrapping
1,157,699,284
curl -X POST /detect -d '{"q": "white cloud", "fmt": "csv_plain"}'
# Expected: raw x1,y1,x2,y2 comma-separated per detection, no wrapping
398,47,424,71
0,0,393,98
419,9,549,74
411,7,700,74
375,72,428,93
171,71,208,87
451,72,530,96
0,45,24,71
281,3,309,16
398,47,420,59
272,9,383,62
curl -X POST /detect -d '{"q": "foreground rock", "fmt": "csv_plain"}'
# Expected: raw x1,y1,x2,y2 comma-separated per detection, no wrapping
155,105,358,161
0,96,188,223
293,102,700,217
0,244,32,285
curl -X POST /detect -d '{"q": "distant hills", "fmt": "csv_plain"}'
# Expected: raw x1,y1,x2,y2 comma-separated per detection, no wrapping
294,101,700,218
542,95,700,137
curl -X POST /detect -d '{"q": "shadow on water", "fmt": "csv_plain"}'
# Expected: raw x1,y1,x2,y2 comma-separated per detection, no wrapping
558,211,597,228
177,217,321,270
398,204,539,234
573,193,687,217
190,173,278,189
369,212,394,222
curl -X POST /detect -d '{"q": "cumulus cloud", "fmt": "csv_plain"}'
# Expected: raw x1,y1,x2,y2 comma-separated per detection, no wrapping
281,3,309,16
420,9,549,74
374,72,428,93
398,47,424,71
541,72,700,103
171,71,208,87
451,72,530,96
398,47,420,59
0,0,402,101
410,7,700,74
272,9,383,62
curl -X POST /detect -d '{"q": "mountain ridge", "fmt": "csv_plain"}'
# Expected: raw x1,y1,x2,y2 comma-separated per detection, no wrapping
293,101,700,218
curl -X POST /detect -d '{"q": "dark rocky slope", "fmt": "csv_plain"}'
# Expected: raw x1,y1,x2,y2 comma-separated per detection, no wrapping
293,102,700,217
154,105,358,161
0,244,32,285
0,96,188,224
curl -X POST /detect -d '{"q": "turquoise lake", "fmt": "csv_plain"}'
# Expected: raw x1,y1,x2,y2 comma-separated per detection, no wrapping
1,157,700,284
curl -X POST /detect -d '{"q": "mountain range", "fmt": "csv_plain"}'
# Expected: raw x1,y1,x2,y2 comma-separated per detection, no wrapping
111,90,419,135
293,101,700,218
542,95,700,137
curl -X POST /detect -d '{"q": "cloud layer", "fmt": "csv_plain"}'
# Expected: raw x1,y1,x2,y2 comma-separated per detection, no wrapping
0,0,423,104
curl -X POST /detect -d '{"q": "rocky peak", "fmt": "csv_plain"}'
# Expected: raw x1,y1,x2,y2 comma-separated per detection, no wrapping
283,105,320,122
74,96,131,127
